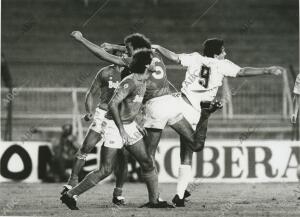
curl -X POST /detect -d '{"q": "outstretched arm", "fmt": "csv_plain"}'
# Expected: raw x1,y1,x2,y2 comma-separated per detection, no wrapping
236,66,283,77
100,43,127,53
152,44,180,63
71,31,127,66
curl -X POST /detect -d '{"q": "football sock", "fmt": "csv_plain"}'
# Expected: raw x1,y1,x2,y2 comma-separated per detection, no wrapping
113,187,123,197
141,169,159,203
67,156,85,187
177,164,192,199
67,168,110,197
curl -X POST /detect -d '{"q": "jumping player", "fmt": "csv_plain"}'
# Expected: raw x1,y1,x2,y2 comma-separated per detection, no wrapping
153,38,284,206
61,48,174,209
70,31,221,205
61,48,130,205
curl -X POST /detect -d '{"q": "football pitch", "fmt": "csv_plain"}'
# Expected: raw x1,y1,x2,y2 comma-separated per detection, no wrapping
1,182,300,217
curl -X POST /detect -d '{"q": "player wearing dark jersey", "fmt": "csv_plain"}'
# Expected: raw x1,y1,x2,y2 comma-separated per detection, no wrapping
61,49,174,209
69,31,220,205
61,50,130,205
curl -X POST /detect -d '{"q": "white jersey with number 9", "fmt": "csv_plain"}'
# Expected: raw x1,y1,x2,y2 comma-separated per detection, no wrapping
179,52,241,110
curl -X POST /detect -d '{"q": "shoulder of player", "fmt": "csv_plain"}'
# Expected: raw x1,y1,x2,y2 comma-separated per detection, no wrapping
98,65,118,77
119,75,137,89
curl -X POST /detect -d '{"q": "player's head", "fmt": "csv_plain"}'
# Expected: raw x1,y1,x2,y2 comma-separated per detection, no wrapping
124,33,151,56
129,49,153,75
203,38,226,60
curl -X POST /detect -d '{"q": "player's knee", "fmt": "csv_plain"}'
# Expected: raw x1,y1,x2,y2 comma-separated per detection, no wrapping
193,139,205,152
139,158,155,172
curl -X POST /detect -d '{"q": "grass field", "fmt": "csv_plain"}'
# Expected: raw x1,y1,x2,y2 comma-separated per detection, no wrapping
1,182,300,217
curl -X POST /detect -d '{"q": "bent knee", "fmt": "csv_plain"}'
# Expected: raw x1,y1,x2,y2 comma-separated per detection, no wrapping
140,159,155,172
194,141,205,152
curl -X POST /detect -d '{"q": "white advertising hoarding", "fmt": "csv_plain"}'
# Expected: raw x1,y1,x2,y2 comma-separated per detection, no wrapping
0,140,299,183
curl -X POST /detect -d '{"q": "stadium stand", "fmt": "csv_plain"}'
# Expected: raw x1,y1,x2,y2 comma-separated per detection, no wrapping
1,0,299,140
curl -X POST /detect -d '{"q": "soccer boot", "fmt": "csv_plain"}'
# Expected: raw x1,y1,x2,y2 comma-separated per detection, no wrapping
139,199,175,208
184,190,191,199
112,196,126,205
200,100,223,114
60,193,79,210
60,184,72,195
172,190,191,207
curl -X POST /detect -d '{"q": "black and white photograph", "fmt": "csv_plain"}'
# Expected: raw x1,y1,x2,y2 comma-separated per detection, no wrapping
1,0,299,216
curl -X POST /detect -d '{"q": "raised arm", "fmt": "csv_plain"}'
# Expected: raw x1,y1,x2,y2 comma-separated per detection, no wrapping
236,66,283,77
100,43,127,53
71,31,128,66
152,44,180,63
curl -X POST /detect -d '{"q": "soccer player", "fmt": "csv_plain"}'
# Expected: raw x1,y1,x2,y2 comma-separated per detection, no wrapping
71,31,221,205
291,72,300,124
61,48,174,209
152,38,284,206
61,47,130,205
74,31,218,149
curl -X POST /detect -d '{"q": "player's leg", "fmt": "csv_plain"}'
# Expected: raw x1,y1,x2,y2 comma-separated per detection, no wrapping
193,101,223,145
125,139,158,204
64,108,106,190
169,116,203,151
61,146,118,210
66,129,102,188
125,137,173,207
112,148,129,205
144,128,163,162
173,136,193,206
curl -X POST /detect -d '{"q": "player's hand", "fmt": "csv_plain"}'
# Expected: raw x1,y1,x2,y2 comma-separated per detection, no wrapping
151,44,160,51
70,31,83,41
291,113,297,124
83,113,93,122
100,42,112,51
267,66,284,76
136,124,147,137
120,129,132,146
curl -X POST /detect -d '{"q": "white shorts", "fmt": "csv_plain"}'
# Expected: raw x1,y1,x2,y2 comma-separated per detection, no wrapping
88,108,107,135
103,120,143,149
179,97,201,130
143,94,184,129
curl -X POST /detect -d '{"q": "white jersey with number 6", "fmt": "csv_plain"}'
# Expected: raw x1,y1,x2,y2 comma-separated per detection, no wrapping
179,52,241,111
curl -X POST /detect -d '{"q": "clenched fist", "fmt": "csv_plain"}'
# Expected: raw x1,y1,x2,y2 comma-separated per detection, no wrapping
70,31,83,41
267,66,284,76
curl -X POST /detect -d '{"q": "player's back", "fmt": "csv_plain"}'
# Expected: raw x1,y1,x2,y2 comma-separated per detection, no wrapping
143,52,172,102
179,52,241,109
121,52,173,103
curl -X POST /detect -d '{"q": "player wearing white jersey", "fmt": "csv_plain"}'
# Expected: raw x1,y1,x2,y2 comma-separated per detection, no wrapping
291,73,300,124
153,38,284,206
